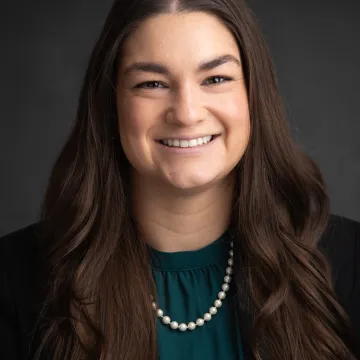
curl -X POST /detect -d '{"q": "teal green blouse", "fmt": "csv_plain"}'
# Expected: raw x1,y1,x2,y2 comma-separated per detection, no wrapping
148,231,244,360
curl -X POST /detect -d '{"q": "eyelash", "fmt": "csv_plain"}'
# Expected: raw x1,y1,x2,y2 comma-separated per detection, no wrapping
135,76,233,89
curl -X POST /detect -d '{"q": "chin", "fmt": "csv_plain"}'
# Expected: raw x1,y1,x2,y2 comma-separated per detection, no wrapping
164,172,222,192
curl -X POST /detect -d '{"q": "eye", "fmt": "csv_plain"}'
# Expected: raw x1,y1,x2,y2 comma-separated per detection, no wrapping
134,81,166,89
134,76,233,89
203,76,233,85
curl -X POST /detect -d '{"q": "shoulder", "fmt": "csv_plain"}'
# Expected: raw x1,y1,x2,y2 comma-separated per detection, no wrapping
0,222,45,288
0,221,46,303
318,213,360,350
318,213,360,263
318,213,360,279
0,222,46,359
0,222,43,262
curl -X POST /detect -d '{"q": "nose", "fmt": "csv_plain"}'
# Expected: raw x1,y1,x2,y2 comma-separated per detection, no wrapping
165,83,205,126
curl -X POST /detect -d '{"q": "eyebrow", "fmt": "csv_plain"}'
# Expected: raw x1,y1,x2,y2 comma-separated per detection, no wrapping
123,54,241,76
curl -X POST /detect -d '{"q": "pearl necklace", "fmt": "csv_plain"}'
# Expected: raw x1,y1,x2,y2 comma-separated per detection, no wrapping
151,240,234,332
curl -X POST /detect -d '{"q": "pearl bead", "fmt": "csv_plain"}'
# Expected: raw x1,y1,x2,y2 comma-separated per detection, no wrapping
152,239,234,332
170,321,179,329
209,307,217,315
196,318,205,326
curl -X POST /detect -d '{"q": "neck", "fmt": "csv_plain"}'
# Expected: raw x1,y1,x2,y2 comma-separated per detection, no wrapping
130,171,235,252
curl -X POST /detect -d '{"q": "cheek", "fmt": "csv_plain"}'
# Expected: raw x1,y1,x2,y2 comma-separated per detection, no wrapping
223,97,251,160
117,112,148,170
116,98,156,168
222,93,250,133
118,101,147,137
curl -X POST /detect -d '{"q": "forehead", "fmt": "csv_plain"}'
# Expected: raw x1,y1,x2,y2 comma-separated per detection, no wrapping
119,12,240,70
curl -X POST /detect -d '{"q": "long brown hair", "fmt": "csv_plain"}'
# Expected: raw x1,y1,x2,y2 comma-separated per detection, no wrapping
33,0,358,359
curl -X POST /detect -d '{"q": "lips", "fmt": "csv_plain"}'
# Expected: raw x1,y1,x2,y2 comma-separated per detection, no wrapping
156,133,221,141
157,134,220,148
157,134,220,141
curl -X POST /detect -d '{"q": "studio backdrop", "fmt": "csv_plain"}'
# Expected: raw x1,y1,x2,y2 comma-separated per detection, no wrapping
0,0,359,236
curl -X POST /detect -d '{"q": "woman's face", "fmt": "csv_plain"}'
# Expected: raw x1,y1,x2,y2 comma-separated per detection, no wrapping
116,11,250,191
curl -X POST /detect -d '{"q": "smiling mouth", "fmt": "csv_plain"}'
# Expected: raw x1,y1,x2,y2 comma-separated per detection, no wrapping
156,134,220,148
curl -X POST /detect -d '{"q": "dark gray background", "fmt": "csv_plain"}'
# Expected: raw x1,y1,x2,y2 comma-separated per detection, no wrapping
1,0,359,236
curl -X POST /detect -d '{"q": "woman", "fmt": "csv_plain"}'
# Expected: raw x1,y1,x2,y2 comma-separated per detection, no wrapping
0,0,359,359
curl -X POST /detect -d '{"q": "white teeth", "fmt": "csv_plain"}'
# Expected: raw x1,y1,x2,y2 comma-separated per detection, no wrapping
180,140,188,148
161,135,214,148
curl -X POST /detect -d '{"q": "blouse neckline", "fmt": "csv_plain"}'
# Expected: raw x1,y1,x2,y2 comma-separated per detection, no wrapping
147,230,232,271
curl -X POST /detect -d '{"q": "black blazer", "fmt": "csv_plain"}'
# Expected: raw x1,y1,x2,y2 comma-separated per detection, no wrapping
1,214,359,359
